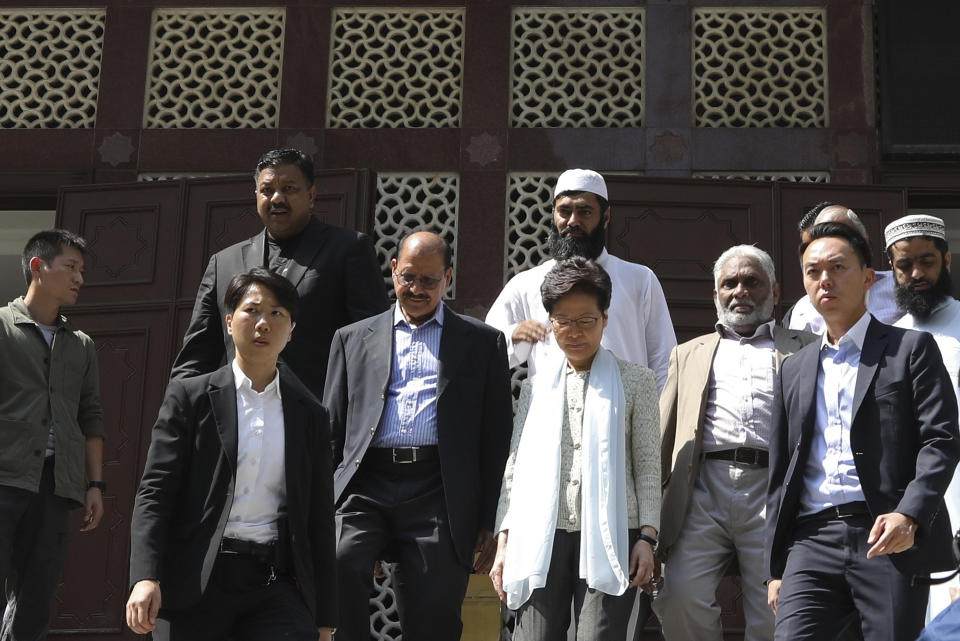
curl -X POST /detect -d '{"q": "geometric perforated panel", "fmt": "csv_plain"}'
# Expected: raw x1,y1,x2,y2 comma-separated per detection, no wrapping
143,8,285,128
692,171,830,183
693,7,827,127
327,8,465,128
511,8,644,127
374,173,460,298
0,9,106,128
503,173,556,283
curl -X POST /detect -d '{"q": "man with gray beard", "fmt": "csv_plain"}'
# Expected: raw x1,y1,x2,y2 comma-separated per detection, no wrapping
654,246,816,641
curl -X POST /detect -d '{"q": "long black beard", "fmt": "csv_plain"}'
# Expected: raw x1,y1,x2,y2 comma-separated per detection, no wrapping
548,223,606,260
894,268,954,320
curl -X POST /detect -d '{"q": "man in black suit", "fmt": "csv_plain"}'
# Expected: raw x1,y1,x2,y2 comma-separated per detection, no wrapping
171,148,388,397
126,268,336,640
324,231,513,641
766,222,960,641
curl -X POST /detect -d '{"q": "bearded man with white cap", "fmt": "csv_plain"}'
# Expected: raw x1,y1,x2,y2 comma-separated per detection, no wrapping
486,169,676,391
886,213,960,620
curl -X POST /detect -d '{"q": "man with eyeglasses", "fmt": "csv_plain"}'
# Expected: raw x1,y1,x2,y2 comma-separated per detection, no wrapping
323,231,514,641
655,246,816,641
486,168,676,392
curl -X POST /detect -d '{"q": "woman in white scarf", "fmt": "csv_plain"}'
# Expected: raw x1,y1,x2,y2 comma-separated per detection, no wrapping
489,257,662,640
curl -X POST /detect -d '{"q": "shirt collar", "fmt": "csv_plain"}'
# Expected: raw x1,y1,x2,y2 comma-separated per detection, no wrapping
820,310,872,352
231,358,282,399
595,248,610,265
715,319,775,341
394,300,445,328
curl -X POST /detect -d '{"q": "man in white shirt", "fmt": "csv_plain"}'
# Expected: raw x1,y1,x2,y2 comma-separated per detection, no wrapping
767,222,960,641
656,246,816,641
785,202,902,333
485,169,676,391
126,268,336,641
885,214,960,618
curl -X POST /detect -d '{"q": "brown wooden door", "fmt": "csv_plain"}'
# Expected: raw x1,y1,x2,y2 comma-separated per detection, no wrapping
51,170,374,639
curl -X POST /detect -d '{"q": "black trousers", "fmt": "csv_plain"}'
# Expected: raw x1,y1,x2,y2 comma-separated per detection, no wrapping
153,552,316,641
0,457,71,641
775,513,929,641
335,459,470,641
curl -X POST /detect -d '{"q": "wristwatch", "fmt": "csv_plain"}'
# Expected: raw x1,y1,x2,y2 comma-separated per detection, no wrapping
638,533,658,549
88,480,107,492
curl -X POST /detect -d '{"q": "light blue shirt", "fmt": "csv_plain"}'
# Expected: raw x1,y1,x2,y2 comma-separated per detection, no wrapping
800,311,872,515
370,303,444,447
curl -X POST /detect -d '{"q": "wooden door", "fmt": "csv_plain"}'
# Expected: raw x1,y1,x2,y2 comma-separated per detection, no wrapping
51,170,374,639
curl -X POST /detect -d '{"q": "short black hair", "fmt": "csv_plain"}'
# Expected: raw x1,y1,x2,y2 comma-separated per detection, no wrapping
554,190,610,216
254,148,314,186
800,222,873,268
541,257,612,313
224,267,300,322
22,229,88,286
798,201,834,233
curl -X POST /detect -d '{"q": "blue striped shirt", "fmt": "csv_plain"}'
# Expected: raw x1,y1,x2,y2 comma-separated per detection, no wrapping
370,303,444,447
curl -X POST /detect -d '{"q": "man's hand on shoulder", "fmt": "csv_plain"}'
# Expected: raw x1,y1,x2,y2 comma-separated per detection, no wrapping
126,579,161,634
511,320,550,345
866,512,917,558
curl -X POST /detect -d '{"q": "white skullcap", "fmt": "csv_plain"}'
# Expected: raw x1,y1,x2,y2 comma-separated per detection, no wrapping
554,169,608,200
884,214,946,249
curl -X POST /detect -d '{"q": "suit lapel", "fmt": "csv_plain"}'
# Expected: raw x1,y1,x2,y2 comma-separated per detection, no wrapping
853,319,886,421
437,304,467,399
773,327,807,369
365,307,397,397
241,230,267,271
280,370,307,513
285,218,329,288
794,342,821,448
208,366,239,475
687,333,720,461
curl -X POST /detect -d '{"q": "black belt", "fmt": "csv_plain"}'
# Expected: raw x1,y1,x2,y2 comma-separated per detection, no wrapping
366,446,439,465
219,537,279,563
703,447,768,467
800,501,870,523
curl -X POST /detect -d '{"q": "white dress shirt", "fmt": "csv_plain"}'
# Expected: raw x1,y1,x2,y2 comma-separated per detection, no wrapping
485,248,676,391
223,359,287,544
789,270,902,334
800,312,872,515
702,321,777,452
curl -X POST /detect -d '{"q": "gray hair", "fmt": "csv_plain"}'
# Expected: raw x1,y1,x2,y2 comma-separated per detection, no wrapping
713,245,777,288
815,206,869,243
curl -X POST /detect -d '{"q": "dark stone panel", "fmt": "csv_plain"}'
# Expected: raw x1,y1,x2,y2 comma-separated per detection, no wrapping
455,170,508,319
462,3,511,129
827,0,874,131
138,129,280,171
94,130,139,170
646,128,691,172
461,129,507,171
691,128,832,171
96,6,152,130
323,128,460,171
279,5,330,129
507,128,646,171
0,130,97,170
645,3,692,129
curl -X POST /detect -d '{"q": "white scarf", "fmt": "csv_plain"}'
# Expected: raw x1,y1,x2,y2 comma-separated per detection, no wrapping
501,347,629,610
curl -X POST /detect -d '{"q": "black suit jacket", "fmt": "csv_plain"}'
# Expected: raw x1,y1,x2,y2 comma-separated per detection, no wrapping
323,304,514,567
171,217,389,397
129,362,337,627
767,318,960,580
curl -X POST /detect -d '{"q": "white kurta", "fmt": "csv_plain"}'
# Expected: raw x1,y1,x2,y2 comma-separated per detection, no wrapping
788,270,903,334
485,249,676,391
895,297,960,621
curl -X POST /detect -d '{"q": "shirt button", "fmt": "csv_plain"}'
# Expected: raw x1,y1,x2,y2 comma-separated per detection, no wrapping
255,429,262,436
370,427,376,434
573,443,580,450
355,460,361,467
568,515,576,524
571,479,579,486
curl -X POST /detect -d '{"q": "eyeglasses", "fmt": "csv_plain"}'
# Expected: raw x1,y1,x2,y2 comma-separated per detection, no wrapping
394,271,444,290
550,315,601,331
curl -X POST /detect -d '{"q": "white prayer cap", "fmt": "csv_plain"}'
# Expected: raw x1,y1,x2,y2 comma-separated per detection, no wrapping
884,214,947,249
554,169,608,200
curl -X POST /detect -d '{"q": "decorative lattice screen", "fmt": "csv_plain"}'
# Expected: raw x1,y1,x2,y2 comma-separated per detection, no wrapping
327,8,465,128
0,9,106,128
143,8,285,128
692,171,830,183
693,7,827,128
374,173,460,298
511,8,644,127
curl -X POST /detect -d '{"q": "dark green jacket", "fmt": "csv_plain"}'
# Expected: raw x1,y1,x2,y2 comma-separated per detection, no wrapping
0,297,104,506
